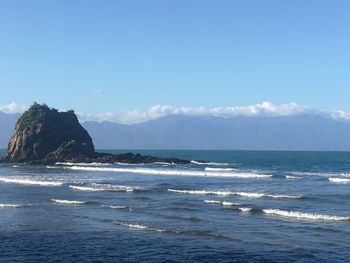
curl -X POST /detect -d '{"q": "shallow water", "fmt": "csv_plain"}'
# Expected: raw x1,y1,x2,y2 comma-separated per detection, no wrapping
1,150,350,262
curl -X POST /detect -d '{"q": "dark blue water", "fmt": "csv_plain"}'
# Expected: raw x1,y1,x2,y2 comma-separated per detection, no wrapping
0,150,350,262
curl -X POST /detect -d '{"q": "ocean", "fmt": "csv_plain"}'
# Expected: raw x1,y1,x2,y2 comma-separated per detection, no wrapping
0,149,350,262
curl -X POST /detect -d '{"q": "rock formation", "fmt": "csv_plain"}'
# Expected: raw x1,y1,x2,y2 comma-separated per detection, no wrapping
3,103,190,164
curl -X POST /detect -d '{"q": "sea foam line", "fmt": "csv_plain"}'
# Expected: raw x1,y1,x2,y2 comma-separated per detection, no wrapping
0,177,63,187
69,183,140,192
51,199,86,205
168,189,301,199
191,160,230,166
65,166,272,179
285,175,301,180
102,205,129,210
115,221,166,233
263,209,350,221
204,200,241,206
0,203,26,208
56,162,112,166
329,177,350,184
204,167,237,172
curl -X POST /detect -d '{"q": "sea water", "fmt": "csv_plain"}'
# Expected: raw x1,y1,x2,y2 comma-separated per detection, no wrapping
0,150,350,262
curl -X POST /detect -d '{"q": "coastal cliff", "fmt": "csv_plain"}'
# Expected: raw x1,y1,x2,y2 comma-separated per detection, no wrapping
3,103,190,164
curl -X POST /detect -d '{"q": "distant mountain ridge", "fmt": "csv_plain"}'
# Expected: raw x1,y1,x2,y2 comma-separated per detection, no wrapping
82,114,350,151
0,111,20,149
2,111,350,151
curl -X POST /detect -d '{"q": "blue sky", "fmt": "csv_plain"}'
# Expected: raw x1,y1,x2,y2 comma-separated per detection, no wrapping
0,0,349,114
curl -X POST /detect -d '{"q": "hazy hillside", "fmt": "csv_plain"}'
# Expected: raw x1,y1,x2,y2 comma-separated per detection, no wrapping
82,114,350,151
0,112,20,148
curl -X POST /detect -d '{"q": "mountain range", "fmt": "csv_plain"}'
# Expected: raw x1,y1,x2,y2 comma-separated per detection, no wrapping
1,111,350,151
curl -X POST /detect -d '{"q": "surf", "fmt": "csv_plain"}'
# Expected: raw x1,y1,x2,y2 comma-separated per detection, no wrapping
262,209,350,221
0,176,63,187
64,166,272,179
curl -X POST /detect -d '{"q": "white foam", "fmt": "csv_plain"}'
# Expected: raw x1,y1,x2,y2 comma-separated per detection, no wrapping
56,162,112,166
0,177,63,187
203,200,241,206
329,177,350,184
66,166,272,179
191,160,230,166
204,167,237,172
115,221,166,232
51,199,86,205
204,200,222,204
69,183,140,192
0,203,25,208
263,209,350,221
168,189,232,196
222,201,240,206
285,175,300,180
69,185,101,191
168,189,301,199
239,207,252,212
234,192,301,199
102,205,128,210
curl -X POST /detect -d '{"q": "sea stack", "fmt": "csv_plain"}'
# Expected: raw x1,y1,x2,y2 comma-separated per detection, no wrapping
4,103,190,164
7,103,95,163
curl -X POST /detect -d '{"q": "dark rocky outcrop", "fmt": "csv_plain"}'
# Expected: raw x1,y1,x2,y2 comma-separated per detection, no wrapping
2,103,190,165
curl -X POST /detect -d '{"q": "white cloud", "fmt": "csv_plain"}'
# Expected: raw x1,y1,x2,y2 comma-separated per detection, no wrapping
330,110,350,120
0,102,27,114
3,101,350,124
78,102,315,124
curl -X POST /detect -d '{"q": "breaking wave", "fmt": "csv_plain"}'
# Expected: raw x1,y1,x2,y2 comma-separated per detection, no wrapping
329,177,350,184
239,207,252,212
115,221,167,233
221,201,241,206
0,176,63,187
191,160,230,166
56,162,112,166
204,167,237,172
69,183,141,192
65,166,272,179
168,189,301,199
263,209,350,221
51,199,86,205
102,205,129,210
285,175,301,180
0,203,26,208
204,200,241,206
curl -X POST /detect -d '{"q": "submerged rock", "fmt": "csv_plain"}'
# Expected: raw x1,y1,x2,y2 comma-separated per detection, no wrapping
3,103,190,165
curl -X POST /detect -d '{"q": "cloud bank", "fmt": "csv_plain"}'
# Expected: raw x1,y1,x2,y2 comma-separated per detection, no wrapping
0,103,27,114
2,102,350,124
77,102,350,124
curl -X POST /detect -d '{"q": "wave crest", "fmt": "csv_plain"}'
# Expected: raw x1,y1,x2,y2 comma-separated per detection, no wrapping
69,183,141,192
329,177,350,184
168,189,301,199
51,199,86,205
0,176,63,187
263,209,350,221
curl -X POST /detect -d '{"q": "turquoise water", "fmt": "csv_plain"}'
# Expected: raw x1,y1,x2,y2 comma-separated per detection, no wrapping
0,150,350,262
